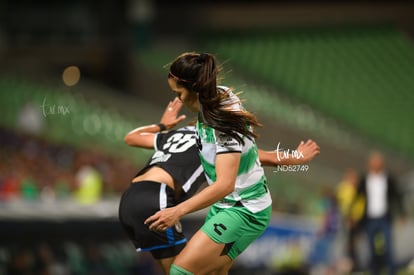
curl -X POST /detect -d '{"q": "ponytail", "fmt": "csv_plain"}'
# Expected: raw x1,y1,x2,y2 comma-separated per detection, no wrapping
169,52,261,144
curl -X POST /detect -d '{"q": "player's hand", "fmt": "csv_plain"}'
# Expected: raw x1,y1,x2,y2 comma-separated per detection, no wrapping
159,97,186,130
144,206,182,232
296,139,320,163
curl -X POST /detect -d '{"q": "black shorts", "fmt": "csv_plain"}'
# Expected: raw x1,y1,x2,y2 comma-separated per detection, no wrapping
118,181,186,259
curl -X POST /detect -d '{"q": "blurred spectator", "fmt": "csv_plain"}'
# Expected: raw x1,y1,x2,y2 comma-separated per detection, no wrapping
354,151,407,275
55,177,71,199
336,168,364,271
0,172,20,201
74,169,102,204
17,101,44,135
7,247,36,275
0,127,136,203
2,240,163,275
40,183,57,203
84,243,111,275
20,176,39,201
35,243,70,275
309,186,340,270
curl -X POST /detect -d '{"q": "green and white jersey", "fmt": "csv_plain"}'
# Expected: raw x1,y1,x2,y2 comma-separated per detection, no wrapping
195,86,272,213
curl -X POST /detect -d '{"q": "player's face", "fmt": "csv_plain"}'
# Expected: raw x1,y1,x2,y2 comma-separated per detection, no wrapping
168,78,199,112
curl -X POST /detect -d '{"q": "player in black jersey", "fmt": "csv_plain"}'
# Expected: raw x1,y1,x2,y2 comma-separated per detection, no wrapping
119,98,197,273
118,98,320,274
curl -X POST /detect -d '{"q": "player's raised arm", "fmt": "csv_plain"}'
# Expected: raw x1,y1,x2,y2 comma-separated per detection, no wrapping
124,98,186,148
258,139,320,166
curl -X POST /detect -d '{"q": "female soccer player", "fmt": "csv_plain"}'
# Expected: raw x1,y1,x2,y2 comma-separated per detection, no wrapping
144,52,320,275
119,98,205,274
120,97,319,274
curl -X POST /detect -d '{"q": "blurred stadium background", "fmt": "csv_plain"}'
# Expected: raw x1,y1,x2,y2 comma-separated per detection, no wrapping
1,0,414,274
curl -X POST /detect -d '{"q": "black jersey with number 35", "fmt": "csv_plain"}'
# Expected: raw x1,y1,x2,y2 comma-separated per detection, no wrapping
136,126,206,199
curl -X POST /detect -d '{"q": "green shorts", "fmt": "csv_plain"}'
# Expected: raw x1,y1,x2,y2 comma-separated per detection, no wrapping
201,204,272,260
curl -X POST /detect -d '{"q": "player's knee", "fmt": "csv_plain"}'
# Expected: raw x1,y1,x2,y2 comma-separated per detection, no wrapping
170,264,194,275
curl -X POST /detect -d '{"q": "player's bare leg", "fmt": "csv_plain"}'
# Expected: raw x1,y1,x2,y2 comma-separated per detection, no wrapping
158,257,175,274
207,261,233,275
171,230,232,275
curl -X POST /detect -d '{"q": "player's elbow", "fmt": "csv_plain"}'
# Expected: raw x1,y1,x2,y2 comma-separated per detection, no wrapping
220,182,236,197
124,134,134,146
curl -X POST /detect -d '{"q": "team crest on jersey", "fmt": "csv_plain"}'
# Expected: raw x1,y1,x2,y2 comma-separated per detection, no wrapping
217,133,239,147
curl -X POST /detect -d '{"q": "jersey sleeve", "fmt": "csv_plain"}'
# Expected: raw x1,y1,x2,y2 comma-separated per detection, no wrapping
215,130,242,154
154,132,167,151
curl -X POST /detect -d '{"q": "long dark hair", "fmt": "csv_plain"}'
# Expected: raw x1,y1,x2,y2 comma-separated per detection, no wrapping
168,52,261,145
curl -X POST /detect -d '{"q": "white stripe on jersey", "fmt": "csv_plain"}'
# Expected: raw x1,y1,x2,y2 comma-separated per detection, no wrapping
182,165,204,193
